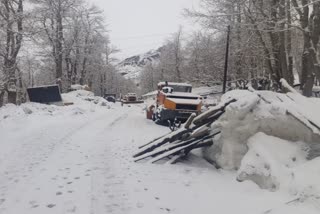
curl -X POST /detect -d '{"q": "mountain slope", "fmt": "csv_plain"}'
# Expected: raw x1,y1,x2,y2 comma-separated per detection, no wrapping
117,49,161,80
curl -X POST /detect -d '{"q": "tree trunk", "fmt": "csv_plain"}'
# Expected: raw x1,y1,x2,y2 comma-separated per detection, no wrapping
235,1,243,79
7,91,17,104
301,34,315,97
55,1,64,89
72,46,80,84
286,0,294,84
278,0,292,85
65,56,72,89
269,0,282,83
0,90,6,107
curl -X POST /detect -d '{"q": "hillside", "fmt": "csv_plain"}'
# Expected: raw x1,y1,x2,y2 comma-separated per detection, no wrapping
117,49,161,81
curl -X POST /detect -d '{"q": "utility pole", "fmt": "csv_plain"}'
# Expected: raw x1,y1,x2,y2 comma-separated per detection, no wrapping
223,25,231,94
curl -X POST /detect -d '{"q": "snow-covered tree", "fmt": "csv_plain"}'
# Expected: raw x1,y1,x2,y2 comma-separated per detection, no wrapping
0,0,24,105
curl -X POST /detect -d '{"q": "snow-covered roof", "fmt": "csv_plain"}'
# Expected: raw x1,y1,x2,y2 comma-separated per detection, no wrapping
166,92,200,98
158,82,192,87
27,84,59,89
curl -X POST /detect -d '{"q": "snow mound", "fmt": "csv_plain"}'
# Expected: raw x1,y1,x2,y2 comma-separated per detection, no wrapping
237,132,308,191
62,90,112,107
0,102,58,120
0,90,112,123
204,90,320,170
202,89,320,196
238,132,320,201
70,84,90,91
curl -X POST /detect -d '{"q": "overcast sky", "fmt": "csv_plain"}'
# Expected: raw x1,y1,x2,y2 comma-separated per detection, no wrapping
90,0,200,59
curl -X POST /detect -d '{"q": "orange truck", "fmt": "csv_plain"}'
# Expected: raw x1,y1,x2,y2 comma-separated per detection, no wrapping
147,82,202,123
121,93,144,104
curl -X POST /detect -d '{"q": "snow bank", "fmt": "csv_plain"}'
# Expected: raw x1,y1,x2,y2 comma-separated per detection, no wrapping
238,132,320,201
204,90,320,170
0,90,112,122
62,90,112,108
237,133,308,191
202,89,320,196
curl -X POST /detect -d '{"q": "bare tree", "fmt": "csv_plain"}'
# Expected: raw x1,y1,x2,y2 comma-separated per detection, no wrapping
292,0,320,96
0,0,24,105
31,0,81,89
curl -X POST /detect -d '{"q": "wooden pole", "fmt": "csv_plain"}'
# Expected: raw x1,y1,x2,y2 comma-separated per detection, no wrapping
223,26,231,94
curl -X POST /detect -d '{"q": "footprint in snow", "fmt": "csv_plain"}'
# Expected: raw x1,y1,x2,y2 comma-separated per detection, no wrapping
136,202,144,208
47,204,56,208
0,199,5,205
67,205,77,213
29,200,39,208
160,208,171,212
56,192,63,196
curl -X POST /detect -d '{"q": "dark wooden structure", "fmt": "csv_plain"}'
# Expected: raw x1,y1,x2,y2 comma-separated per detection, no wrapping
133,98,237,164
27,85,62,105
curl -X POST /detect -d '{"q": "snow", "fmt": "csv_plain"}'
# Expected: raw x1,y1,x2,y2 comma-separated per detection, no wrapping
158,82,192,87
237,132,308,191
118,64,142,80
313,86,320,92
204,90,320,169
202,89,320,213
27,84,60,89
238,132,320,212
192,85,223,96
70,85,90,91
0,89,319,213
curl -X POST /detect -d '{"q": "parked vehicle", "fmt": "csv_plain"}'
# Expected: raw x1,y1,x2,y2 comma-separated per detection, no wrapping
103,93,117,103
106,96,116,103
146,81,202,123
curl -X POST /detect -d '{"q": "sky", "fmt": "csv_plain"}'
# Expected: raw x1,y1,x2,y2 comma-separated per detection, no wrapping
90,0,201,60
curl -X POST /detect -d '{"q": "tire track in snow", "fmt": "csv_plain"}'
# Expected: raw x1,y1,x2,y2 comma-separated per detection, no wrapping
108,113,129,127
0,109,127,214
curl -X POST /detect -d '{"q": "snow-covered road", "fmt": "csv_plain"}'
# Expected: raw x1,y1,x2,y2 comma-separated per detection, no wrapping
0,97,318,214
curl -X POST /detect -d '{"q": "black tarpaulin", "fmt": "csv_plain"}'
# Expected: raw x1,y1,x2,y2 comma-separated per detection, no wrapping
27,85,62,104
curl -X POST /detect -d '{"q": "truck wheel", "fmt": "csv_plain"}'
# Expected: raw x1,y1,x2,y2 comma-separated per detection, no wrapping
154,113,162,124
152,113,156,121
